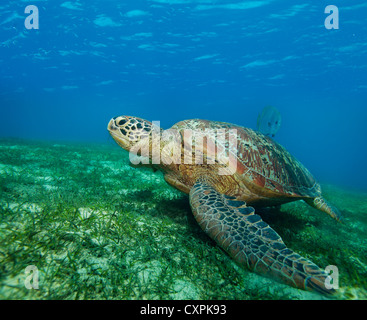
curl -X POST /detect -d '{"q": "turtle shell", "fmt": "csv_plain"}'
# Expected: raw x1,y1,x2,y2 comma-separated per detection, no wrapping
172,119,321,198
234,126,320,198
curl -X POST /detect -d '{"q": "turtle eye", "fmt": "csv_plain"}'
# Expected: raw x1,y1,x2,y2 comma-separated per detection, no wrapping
118,119,127,126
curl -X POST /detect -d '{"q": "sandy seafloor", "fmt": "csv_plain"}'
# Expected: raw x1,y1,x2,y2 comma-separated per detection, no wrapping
0,138,366,300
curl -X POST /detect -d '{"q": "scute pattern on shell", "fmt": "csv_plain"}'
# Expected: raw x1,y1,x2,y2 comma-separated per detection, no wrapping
172,119,320,198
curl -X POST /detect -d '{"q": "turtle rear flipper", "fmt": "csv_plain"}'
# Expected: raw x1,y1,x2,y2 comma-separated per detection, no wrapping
305,197,342,222
189,179,335,295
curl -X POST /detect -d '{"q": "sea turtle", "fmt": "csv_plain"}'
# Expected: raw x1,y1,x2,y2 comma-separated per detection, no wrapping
107,116,341,295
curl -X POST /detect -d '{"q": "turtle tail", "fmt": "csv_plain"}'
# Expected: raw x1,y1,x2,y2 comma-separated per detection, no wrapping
305,197,342,222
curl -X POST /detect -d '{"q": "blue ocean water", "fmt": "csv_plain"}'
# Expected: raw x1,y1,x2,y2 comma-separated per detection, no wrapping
0,1,366,190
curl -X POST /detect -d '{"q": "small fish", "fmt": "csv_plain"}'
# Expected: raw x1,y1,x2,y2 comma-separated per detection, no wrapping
256,106,281,138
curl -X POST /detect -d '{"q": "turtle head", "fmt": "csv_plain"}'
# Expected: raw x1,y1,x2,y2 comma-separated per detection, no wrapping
107,116,153,151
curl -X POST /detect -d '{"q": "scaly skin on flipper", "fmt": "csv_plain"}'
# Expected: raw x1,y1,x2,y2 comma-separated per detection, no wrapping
305,197,342,221
189,179,334,295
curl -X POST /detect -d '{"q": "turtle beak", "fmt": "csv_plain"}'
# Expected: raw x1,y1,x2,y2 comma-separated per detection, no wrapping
107,118,118,132
108,117,130,150
107,118,123,139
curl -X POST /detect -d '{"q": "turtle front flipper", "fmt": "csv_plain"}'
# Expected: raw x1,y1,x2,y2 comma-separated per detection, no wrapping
189,179,334,295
